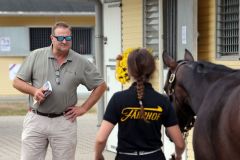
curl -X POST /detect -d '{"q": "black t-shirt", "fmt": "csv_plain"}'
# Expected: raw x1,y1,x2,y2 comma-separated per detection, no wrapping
103,82,178,152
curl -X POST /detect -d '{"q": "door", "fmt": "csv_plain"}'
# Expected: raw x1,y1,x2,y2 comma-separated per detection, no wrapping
105,66,122,152
103,1,121,66
103,1,122,152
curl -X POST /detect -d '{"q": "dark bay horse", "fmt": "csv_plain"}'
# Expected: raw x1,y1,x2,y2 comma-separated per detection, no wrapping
163,49,240,160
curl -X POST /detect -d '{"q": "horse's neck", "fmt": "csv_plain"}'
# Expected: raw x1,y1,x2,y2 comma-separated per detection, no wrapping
184,71,234,114
185,82,209,114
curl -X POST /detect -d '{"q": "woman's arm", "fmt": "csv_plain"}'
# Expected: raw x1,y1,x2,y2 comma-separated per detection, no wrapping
166,125,185,160
95,120,115,160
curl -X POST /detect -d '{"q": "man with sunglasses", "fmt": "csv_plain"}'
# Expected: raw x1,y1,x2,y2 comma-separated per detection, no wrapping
12,21,107,160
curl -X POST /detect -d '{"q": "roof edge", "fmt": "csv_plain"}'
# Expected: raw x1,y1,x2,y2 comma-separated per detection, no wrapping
0,11,95,16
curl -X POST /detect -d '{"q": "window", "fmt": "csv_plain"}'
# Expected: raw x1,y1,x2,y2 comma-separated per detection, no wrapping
143,0,177,60
216,0,239,59
72,28,92,55
143,0,159,57
29,27,93,55
30,28,51,51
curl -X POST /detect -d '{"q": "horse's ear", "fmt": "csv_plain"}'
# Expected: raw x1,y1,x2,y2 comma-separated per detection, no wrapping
184,49,194,61
162,50,177,69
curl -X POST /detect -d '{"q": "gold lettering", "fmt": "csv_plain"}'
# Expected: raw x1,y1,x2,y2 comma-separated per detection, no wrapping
150,113,156,120
145,112,153,120
136,111,141,119
155,113,161,120
151,113,160,120
130,110,138,119
120,106,163,121
121,109,134,122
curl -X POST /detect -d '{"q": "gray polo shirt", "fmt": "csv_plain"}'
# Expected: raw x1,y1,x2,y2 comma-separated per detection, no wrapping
17,46,104,113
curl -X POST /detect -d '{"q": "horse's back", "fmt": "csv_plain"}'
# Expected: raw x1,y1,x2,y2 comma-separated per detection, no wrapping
218,76,240,159
194,72,240,160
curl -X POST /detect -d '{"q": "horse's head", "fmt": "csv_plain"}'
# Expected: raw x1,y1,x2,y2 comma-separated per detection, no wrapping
162,49,196,135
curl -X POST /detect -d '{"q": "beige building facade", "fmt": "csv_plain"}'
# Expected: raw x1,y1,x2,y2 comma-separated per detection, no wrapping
1,0,239,159
0,16,95,96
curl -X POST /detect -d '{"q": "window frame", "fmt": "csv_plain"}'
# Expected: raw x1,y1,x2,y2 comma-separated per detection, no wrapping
143,0,160,58
216,0,239,60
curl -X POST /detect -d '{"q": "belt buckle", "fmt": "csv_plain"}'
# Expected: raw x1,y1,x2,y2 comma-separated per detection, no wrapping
46,113,51,118
138,151,145,155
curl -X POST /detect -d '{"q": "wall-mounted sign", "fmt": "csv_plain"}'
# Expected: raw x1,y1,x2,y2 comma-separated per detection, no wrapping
0,37,11,52
181,25,187,44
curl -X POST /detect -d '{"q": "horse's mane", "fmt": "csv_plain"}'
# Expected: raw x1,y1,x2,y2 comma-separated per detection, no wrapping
179,60,238,85
197,60,236,73
176,59,236,75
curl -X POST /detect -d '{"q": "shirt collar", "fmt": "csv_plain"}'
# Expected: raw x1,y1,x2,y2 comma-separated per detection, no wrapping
47,45,73,62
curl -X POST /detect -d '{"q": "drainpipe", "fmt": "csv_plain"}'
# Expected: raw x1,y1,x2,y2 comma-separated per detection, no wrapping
94,0,105,126
83,0,104,126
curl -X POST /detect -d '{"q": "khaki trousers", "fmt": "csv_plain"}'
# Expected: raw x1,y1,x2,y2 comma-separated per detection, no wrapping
21,111,77,160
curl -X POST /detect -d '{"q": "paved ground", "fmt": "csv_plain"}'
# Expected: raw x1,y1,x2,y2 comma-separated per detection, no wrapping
0,114,116,160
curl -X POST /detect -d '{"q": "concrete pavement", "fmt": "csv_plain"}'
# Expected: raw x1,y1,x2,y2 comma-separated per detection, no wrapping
0,114,116,160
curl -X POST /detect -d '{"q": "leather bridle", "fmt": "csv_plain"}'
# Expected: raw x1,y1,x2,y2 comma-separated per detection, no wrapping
165,61,186,98
164,61,195,139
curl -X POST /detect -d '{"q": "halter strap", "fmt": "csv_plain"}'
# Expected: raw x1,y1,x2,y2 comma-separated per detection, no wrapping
167,61,187,96
165,60,195,139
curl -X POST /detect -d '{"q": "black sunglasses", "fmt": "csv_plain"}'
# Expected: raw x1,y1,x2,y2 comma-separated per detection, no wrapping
53,36,72,42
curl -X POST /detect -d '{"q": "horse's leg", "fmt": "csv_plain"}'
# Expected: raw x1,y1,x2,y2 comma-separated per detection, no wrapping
192,120,215,160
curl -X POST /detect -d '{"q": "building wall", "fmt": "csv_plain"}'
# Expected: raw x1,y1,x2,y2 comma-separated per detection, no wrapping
121,0,143,89
198,0,215,61
121,0,160,91
0,16,95,96
0,57,23,96
122,0,143,50
198,0,240,69
0,16,95,26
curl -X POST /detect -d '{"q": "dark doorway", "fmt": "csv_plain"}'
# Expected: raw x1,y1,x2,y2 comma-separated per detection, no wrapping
163,0,177,60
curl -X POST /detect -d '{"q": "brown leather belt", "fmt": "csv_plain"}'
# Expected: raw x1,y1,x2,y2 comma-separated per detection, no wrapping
29,108,64,118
